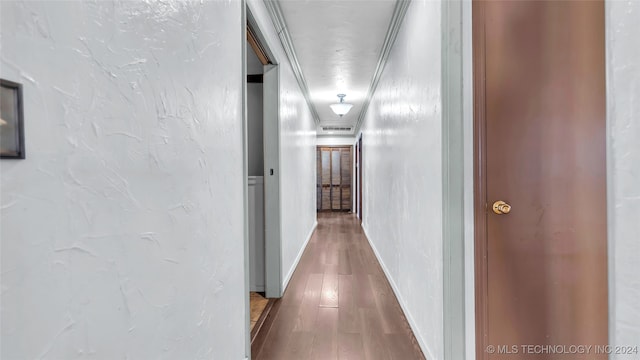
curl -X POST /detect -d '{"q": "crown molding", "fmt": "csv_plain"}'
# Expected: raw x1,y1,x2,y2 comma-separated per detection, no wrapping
264,0,321,125
354,0,412,135
316,134,356,139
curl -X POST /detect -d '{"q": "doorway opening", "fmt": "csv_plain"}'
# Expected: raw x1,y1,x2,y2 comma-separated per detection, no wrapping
246,29,269,339
244,6,282,356
472,1,608,358
316,146,353,212
356,135,362,221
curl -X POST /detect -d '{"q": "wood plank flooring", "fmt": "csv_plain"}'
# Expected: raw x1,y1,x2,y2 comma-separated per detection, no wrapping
250,292,270,331
251,213,425,360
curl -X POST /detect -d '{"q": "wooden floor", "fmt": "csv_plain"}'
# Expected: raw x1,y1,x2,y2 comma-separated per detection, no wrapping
251,213,425,360
250,292,269,331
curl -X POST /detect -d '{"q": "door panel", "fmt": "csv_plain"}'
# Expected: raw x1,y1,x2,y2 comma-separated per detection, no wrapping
331,149,341,210
317,147,322,210
358,136,362,221
321,148,331,210
341,148,351,210
475,1,607,358
317,146,352,212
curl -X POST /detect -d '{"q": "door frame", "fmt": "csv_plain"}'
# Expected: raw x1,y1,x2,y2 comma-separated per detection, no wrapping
446,2,620,360
357,134,363,221
442,1,467,359
243,4,282,359
263,62,282,299
471,2,488,358
467,2,612,360
316,145,354,212
246,3,281,300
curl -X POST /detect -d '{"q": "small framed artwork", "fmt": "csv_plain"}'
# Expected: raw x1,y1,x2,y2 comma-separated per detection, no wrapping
1,79,25,159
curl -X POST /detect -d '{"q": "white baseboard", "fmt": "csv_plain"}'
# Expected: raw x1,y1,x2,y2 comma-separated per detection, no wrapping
282,221,317,292
361,224,435,360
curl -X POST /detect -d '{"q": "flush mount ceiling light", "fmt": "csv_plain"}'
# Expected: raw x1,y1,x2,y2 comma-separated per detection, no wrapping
329,94,353,117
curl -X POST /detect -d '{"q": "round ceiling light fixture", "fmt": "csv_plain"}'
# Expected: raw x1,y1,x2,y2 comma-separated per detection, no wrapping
329,94,353,117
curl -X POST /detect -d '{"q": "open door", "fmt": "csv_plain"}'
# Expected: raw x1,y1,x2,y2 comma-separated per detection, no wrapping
245,7,281,301
357,135,362,221
244,8,282,358
262,63,282,299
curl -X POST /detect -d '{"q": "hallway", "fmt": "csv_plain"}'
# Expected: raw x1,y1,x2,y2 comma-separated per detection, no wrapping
252,213,425,360
1,1,638,359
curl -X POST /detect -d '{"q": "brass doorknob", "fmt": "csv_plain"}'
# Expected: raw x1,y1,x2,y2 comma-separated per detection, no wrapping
492,200,511,214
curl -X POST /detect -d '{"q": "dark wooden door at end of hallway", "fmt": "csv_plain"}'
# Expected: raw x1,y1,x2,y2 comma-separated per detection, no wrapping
317,146,352,212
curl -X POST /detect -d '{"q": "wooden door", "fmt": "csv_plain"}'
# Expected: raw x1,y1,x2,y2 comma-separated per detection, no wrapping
317,146,352,212
358,135,363,221
320,148,331,210
474,1,607,359
317,148,322,210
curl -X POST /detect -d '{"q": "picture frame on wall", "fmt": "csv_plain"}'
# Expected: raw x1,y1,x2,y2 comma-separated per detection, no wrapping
1,79,25,159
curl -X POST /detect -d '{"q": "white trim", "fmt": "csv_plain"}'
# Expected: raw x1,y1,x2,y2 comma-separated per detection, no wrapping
604,1,616,356
263,64,282,299
461,0,476,359
442,0,466,358
241,3,251,359
361,224,435,360
354,0,412,135
263,0,321,125
265,0,411,137
282,221,317,292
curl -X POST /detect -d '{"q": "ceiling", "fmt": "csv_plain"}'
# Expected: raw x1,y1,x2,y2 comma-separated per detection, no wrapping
273,0,399,137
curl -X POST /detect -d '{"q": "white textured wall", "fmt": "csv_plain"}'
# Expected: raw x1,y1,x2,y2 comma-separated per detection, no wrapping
316,136,356,146
247,0,317,290
0,1,246,359
360,1,443,359
607,0,640,353
279,64,318,287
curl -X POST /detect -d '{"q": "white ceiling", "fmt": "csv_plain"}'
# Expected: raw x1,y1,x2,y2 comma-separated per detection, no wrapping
277,0,397,136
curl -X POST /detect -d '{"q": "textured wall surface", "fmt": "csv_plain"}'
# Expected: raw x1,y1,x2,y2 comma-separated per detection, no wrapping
316,136,356,146
278,66,318,287
247,0,317,291
0,1,246,359
360,1,443,358
607,0,640,353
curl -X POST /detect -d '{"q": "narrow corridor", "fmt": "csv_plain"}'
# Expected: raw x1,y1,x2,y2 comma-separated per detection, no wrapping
252,213,425,360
